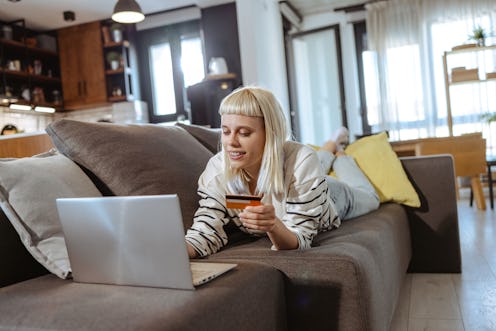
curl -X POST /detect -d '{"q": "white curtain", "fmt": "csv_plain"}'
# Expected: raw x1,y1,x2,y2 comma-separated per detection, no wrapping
365,0,496,155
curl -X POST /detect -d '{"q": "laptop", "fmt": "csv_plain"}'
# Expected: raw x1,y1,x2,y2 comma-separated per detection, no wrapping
56,194,237,290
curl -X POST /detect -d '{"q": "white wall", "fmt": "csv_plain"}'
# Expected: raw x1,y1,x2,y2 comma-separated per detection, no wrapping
235,0,290,122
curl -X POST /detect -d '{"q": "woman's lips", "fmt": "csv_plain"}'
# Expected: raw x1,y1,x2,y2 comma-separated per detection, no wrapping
229,151,245,160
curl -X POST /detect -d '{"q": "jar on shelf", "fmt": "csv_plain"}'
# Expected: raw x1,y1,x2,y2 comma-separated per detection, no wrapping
112,86,122,96
52,90,62,106
1,25,13,40
34,60,42,75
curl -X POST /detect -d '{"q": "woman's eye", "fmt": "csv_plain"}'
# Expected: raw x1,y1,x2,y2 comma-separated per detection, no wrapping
239,131,251,137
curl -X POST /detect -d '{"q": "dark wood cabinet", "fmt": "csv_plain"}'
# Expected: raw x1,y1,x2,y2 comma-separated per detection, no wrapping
187,74,238,128
58,22,107,109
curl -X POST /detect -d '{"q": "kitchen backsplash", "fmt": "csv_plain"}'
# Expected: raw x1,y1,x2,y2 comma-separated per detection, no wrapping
0,101,148,134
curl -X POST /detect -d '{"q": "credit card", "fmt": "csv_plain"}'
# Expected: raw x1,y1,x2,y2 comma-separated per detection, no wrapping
225,194,262,209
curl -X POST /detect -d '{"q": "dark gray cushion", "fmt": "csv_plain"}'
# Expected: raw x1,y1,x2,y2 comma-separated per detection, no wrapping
208,203,412,331
175,122,221,154
0,262,286,331
0,211,48,287
46,119,213,229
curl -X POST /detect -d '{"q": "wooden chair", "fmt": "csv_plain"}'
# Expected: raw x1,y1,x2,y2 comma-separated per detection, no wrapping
470,160,495,210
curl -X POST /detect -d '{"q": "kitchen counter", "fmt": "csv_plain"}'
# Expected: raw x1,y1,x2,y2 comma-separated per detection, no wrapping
0,131,53,158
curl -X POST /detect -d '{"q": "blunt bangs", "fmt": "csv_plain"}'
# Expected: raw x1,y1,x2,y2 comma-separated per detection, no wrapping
219,88,263,118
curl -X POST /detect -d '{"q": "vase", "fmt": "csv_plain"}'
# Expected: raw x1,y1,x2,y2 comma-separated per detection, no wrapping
112,29,123,43
110,60,120,70
208,57,228,75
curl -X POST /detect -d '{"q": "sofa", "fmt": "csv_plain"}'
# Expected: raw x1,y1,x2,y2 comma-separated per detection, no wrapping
0,119,462,331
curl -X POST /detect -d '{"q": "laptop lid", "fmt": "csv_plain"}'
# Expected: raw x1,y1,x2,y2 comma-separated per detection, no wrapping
56,194,234,290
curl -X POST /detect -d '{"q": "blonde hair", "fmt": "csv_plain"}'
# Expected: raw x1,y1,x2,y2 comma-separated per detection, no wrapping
219,86,290,195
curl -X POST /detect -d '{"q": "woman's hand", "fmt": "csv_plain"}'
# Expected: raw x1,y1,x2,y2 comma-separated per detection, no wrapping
240,205,299,250
239,204,278,232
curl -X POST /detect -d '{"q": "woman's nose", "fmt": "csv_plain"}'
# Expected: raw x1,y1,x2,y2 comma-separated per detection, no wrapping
225,134,240,146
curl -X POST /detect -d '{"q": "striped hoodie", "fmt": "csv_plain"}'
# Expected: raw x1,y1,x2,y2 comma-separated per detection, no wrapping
185,140,341,257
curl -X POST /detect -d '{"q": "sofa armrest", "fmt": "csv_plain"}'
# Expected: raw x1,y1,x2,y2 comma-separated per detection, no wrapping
0,210,48,287
400,155,461,273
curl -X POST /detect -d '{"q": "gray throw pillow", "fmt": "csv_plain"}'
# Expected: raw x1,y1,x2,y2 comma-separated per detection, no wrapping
46,119,214,230
175,122,221,154
0,151,102,279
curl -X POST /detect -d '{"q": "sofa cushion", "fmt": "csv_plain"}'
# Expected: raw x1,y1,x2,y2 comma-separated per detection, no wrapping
344,132,421,207
208,203,412,331
175,122,221,154
0,262,286,331
0,151,102,279
46,119,214,230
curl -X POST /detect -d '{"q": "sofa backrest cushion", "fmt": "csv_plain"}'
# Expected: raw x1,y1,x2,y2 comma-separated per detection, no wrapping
0,150,103,279
174,122,221,154
46,119,214,230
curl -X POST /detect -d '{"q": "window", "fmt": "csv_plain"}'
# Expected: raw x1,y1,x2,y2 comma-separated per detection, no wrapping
361,10,496,155
362,45,430,140
137,21,204,123
149,43,176,116
181,36,204,88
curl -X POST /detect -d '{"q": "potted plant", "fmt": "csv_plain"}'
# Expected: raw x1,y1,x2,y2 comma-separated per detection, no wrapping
470,25,487,47
481,112,496,124
106,52,121,70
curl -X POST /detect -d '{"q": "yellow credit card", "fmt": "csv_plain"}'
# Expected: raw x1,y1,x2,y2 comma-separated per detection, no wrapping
225,194,262,209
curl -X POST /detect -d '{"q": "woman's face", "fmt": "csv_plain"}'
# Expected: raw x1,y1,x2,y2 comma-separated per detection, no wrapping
221,114,266,179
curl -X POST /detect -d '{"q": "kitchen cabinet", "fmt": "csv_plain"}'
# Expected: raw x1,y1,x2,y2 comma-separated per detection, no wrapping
0,20,62,110
58,21,107,109
443,44,496,136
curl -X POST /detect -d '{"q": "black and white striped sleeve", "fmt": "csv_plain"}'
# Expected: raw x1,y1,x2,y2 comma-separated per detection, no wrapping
185,157,230,257
281,146,339,249
285,176,330,249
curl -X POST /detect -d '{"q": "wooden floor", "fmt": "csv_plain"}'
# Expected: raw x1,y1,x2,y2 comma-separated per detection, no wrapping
391,189,496,331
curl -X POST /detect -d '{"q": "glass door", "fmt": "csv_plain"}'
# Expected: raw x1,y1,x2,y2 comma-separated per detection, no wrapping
137,21,204,123
149,42,177,117
287,25,347,145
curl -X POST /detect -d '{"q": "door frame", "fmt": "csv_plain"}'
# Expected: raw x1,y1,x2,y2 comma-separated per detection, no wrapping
352,20,372,136
136,20,201,123
285,24,347,141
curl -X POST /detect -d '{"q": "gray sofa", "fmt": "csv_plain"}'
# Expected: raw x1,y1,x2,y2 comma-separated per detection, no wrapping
0,120,461,331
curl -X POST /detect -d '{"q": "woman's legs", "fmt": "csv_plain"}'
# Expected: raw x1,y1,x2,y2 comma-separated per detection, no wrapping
318,128,379,220
329,155,379,220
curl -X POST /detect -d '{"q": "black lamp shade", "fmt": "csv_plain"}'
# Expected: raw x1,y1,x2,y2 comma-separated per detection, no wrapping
112,0,145,23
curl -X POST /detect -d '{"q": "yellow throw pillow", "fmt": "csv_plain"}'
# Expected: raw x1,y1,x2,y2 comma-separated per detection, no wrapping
344,132,420,207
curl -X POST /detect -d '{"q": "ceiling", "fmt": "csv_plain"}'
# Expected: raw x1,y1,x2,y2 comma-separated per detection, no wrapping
0,0,367,31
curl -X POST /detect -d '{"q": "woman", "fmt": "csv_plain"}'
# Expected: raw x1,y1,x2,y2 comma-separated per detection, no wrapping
185,86,379,258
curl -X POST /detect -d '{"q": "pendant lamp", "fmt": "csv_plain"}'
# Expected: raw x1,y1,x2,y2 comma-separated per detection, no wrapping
112,0,145,24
